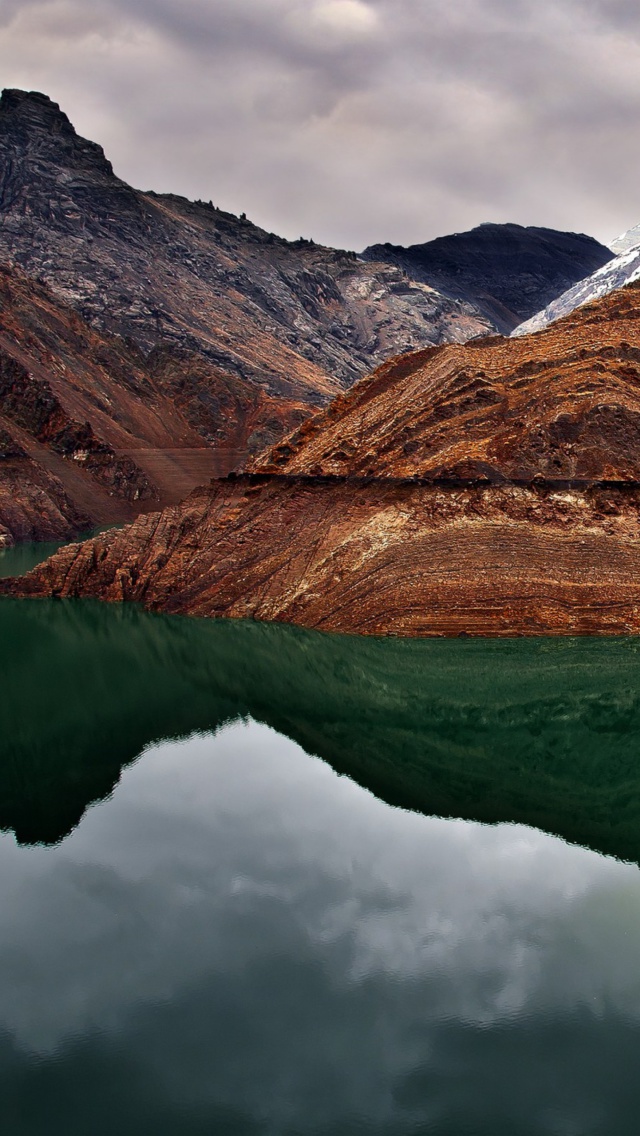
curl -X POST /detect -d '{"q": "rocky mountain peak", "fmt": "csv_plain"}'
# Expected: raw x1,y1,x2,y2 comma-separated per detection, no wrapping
1,88,76,134
0,87,115,180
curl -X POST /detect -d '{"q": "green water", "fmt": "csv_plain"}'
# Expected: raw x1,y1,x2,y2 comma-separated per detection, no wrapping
0,539,68,578
3,541,640,1133
0,526,119,579
2,596,640,860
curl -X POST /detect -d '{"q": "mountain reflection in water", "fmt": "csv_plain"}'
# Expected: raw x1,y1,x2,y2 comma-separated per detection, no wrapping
3,597,640,1133
2,597,640,859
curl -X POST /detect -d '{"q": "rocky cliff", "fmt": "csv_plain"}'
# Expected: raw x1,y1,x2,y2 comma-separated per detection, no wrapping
7,283,640,636
362,223,612,334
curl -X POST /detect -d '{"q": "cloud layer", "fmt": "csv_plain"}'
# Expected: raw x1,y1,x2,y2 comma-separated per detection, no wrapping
1,0,639,249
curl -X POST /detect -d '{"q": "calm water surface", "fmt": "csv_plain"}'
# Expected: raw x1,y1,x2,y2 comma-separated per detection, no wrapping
2,544,640,1135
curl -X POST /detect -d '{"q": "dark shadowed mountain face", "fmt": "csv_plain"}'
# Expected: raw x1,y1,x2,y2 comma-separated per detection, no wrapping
362,223,613,334
0,88,494,408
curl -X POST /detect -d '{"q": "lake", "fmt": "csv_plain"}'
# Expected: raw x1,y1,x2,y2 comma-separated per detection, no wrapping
2,542,640,1134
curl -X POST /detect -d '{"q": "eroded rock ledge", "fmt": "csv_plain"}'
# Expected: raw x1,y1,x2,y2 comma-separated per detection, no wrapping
4,474,640,637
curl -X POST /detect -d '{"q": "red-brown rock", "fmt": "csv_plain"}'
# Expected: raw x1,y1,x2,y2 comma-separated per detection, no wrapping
7,284,640,636
0,266,307,541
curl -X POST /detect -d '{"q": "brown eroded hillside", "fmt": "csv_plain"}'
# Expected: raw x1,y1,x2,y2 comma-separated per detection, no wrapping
7,284,640,636
0,265,307,543
255,282,640,483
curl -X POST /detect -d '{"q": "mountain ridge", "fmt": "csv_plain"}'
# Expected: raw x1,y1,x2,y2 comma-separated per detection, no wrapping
0,88,495,399
362,222,613,334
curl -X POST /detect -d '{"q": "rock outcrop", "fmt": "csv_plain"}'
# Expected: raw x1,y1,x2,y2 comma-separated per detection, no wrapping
7,283,640,636
255,283,640,482
362,223,612,334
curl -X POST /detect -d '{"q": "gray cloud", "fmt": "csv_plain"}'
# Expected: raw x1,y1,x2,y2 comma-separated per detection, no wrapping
0,0,639,248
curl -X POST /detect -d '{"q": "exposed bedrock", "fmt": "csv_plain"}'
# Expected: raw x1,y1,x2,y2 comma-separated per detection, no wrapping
0,86,495,409
255,282,640,482
7,278,640,635
0,265,308,541
5,477,640,637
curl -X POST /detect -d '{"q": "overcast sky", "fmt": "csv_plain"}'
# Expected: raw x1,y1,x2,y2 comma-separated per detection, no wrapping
1,0,639,250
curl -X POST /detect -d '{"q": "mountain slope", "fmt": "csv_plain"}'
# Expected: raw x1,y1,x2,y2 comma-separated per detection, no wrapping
513,228,640,336
362,223,612,334
610,223,640,255
0,264,308,543
255,282,640,482
7,283,640,636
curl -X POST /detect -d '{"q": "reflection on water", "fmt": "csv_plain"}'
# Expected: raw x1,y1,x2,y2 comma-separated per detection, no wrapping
1,721,640,1135
2,597,640,859
3,591,640,1132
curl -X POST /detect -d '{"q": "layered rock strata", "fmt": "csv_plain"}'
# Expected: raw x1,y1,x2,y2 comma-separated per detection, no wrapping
255,282,640,482
6,475,640,636
7,285,640,636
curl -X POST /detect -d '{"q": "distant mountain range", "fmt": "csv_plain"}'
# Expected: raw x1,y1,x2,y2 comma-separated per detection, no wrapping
361,222,613,334
513,224,640,336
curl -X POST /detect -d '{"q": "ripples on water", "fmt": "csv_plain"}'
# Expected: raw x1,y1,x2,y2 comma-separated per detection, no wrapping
2,553,640,1134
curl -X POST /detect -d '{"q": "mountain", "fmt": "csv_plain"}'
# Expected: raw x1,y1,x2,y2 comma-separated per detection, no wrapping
0,88,510,540
0,88,495,399
513,226,640,336
254,287,640,483
361,222,613,334
7,282,640,636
